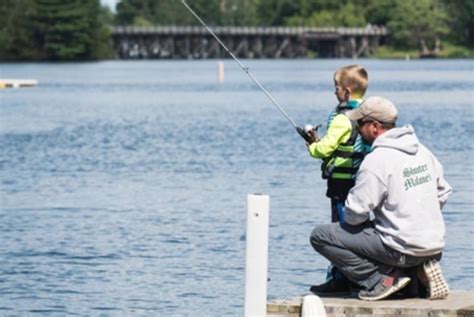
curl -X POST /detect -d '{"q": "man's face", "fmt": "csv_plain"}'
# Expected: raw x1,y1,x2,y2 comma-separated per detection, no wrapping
357,120,377,144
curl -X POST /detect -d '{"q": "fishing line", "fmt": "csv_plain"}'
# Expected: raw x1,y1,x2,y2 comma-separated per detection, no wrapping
180,0,313,142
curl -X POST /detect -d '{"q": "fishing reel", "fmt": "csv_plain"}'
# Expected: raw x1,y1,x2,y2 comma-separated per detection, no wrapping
296,124,322,143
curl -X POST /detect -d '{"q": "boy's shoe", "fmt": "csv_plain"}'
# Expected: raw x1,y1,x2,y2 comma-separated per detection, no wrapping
358,269,411,301
349,282,363,297
417,259,450,300
310,279,350,296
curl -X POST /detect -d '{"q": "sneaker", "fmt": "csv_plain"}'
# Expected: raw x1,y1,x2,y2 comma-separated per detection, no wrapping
417,259,450,300
310,279,350,296
358,269,411,301
349,282,363,297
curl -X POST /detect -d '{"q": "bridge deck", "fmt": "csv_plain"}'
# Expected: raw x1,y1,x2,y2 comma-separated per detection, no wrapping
111,25,387,59
112,25,387,37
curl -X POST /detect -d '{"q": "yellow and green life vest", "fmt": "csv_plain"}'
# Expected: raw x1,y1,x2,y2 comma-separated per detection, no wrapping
320,100,371,180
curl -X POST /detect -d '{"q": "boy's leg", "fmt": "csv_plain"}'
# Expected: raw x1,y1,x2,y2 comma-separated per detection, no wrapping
330,198,340,223
326,199,347,283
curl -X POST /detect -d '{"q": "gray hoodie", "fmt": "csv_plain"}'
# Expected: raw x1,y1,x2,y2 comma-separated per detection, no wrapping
345,124,452,256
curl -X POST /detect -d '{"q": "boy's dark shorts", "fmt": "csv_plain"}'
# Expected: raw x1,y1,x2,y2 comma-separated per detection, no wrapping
326,178,355,200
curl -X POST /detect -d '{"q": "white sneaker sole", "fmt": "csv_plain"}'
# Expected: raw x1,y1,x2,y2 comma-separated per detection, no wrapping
422,259,450,300
358,276,411,301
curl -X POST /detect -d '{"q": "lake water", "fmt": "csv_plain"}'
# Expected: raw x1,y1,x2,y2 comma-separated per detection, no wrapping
0,59,473,316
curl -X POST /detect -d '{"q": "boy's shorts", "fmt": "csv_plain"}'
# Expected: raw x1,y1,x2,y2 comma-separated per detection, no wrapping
326,178,355,200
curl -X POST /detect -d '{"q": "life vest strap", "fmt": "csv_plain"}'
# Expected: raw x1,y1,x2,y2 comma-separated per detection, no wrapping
331,166,359,174
332,150,366,159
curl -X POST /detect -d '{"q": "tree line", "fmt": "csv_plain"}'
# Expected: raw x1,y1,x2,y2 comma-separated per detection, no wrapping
0,0,472,61
0,0,112,61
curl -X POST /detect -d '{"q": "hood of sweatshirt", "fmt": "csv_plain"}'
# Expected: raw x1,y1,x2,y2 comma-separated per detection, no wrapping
372,124,419,155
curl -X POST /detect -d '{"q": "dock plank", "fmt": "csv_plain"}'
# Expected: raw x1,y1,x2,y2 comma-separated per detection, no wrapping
267,291,474,316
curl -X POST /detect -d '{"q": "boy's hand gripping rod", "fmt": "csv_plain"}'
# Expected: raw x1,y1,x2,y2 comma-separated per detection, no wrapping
181,0,316,143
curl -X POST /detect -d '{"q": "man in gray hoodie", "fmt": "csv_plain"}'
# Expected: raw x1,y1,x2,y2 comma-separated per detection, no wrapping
310,96,452,301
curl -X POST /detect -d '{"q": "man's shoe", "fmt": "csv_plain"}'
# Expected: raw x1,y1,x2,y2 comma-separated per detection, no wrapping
309,279,350,296
417,259,450,299
358,269,411,301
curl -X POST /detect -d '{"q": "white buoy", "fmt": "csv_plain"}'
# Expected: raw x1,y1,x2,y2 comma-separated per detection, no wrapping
244,194,270,317
301,294,327,317
217,61,225,83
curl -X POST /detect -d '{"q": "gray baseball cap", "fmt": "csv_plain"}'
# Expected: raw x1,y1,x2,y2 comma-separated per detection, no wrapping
346,96,398,123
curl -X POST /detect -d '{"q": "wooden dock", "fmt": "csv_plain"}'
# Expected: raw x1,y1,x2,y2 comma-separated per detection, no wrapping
267,291,474,316
0,79,38,88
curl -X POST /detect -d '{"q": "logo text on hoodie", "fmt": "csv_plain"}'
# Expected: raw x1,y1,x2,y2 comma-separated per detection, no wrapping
403,164,432,191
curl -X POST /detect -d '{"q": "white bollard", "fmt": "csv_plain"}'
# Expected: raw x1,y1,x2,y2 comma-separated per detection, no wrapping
244,194,270,317
217,61,225,83
301,295,326,317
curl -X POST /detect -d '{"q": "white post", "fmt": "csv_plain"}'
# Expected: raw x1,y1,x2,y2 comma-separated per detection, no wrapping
245,194,270,317
217,61,225,83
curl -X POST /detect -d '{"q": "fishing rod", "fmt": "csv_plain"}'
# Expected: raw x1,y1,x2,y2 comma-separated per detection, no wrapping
180,0,315,143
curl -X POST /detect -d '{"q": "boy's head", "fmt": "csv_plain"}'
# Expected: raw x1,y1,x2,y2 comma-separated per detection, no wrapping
333,65,368,103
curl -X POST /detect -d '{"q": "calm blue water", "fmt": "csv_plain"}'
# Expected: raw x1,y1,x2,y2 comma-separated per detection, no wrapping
0,59,473,316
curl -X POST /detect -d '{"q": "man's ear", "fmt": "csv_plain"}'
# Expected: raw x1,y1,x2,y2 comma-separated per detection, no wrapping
372,121,384,136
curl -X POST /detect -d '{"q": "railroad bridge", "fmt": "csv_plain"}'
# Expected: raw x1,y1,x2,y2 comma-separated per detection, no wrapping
111,25,387,59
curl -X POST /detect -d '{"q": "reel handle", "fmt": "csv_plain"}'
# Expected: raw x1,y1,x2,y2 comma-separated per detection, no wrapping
296,126,314,143
297,124,322,143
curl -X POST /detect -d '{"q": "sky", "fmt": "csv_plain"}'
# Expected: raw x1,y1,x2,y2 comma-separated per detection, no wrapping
100,0,119,11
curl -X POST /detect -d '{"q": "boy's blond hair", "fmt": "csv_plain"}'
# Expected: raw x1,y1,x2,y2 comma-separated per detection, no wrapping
334,65,368,97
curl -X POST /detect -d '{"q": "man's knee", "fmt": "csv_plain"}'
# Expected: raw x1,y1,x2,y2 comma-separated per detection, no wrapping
309,224,332,251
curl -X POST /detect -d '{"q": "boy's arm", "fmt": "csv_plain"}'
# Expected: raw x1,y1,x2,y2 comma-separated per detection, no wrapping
307,114,352,159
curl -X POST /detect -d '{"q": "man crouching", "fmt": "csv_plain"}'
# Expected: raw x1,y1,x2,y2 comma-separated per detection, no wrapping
309,96,452,301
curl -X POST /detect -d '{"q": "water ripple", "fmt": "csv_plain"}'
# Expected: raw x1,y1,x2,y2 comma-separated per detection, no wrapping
0,60,472,316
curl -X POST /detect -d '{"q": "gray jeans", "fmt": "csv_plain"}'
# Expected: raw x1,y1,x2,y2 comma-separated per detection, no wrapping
310,222,441,290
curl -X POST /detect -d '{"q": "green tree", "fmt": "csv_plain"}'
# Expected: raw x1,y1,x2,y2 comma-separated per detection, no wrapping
115,0,260,26
363,0,397,26
155,0,220,25
115,0,142,25
440,0,473,47
258,0,366,27
0,0,40,60
256,0,301,26
387,0,449,49
34,0,112,60
219,0,260,26
116,0,219,26
287,2,366,27
0,0,112,61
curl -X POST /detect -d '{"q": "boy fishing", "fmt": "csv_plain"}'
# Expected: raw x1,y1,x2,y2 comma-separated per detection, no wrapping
306,65,371,294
